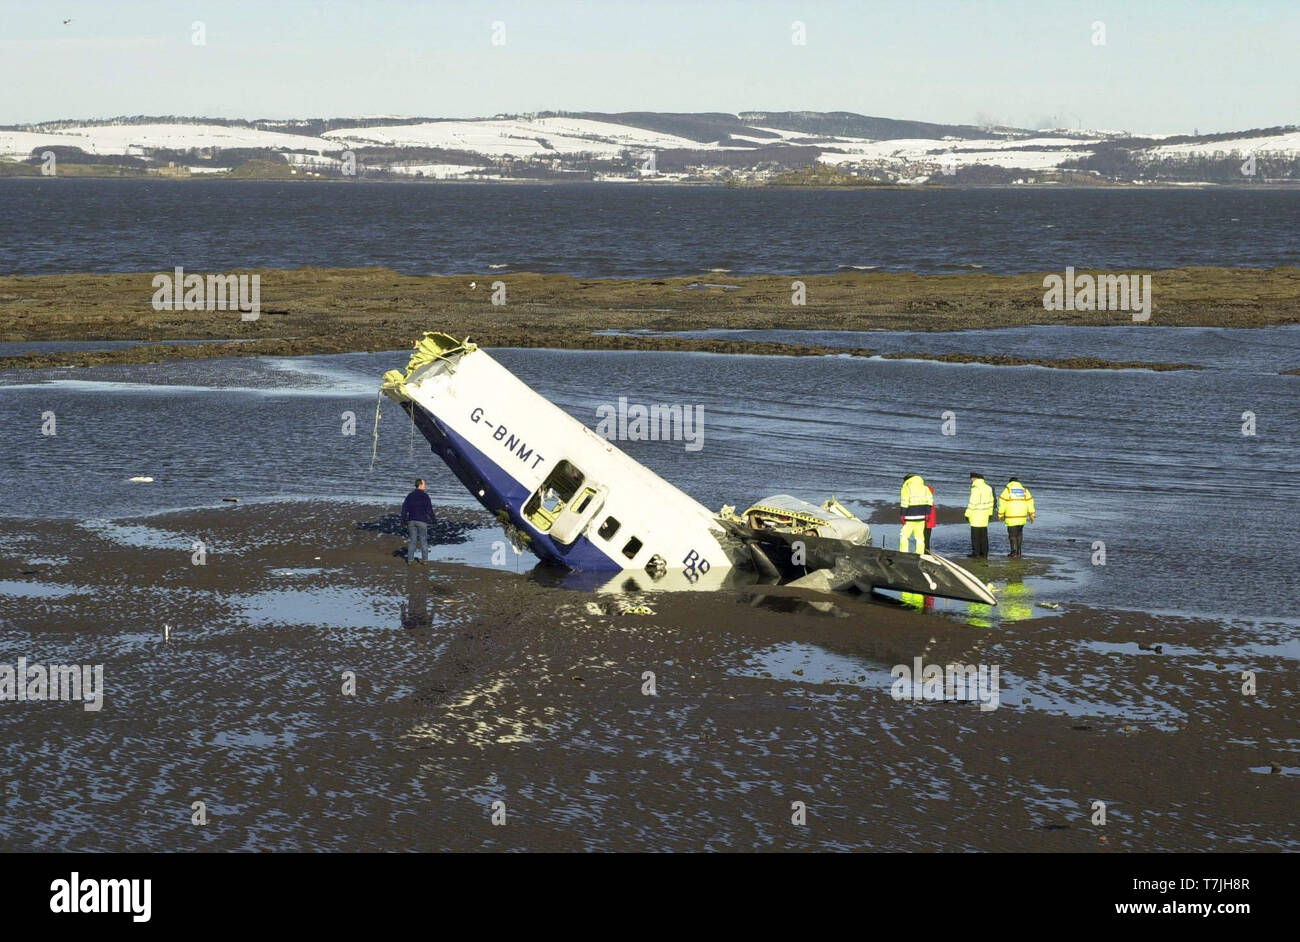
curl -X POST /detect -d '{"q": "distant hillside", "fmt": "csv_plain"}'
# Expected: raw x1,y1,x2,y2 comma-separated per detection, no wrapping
4,112,1299,186
1,115,447,136
555,112,781,144
740,110,1018,140
3,110,1017,143
226,157,296,179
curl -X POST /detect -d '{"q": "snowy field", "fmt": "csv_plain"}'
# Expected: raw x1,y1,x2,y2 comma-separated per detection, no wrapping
3,116,1297,180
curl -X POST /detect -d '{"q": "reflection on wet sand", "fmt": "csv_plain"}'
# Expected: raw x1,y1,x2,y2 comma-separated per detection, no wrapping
401,569,437,630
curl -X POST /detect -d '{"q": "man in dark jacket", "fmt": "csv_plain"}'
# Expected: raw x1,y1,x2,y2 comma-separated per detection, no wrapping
401,478,435,564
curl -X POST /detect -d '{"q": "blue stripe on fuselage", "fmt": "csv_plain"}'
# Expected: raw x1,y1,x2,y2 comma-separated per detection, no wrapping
404,401,623,572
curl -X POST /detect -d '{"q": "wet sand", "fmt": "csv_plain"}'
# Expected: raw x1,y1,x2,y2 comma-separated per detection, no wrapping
5,266,1298,372
0,501,1294,851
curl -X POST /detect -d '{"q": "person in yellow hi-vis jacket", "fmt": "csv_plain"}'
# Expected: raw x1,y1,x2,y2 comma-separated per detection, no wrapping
899,473,933,554
964,472,995,558
998,477,1036,557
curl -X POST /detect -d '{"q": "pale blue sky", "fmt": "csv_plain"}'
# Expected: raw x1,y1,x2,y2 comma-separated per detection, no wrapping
1,0,1296,133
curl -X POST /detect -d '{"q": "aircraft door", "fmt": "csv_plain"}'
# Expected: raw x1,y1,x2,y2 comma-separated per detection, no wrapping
549,484,608,545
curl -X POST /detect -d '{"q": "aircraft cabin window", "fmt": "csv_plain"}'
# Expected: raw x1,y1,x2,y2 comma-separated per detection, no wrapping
598,516,620,540
622,536,643,559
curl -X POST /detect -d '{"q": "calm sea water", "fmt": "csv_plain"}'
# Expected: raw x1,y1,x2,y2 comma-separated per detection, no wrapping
600,325,1300,373
3,179,1300,276
2,333,1297,626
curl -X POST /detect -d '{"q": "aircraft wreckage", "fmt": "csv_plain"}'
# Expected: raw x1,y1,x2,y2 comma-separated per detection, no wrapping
380,333,996,606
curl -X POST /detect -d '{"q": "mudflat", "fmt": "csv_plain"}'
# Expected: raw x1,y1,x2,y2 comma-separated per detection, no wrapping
3,266,1298,372
1,501,1293,851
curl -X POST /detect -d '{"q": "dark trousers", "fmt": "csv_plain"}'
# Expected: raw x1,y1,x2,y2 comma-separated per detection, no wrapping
1007,525,1024,556
970,526,988,558
407,521,429,562
924,527,933,554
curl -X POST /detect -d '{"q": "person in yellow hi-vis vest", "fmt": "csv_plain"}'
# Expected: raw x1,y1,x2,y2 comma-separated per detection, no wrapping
899,473,933,554
964,472,995,558
998,477,1036,557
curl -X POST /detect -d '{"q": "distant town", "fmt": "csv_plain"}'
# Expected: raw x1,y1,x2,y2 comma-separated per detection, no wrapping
3,111,1299,186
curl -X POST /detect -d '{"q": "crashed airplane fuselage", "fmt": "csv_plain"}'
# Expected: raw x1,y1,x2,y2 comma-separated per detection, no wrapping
381,333,996,606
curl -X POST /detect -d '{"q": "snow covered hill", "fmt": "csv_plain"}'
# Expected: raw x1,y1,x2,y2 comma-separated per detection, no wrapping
2,113,1297,184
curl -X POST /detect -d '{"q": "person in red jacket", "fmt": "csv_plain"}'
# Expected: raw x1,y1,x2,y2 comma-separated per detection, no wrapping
924,484,937,554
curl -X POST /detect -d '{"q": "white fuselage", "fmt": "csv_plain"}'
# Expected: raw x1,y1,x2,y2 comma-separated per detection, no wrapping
398,344,734,577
